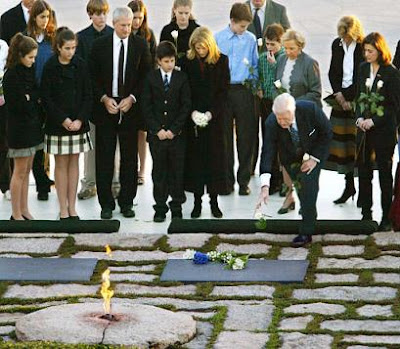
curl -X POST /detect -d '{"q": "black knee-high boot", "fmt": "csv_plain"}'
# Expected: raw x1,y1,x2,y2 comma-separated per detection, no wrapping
191,193,202,218
333,172,356,204
210,194,223,218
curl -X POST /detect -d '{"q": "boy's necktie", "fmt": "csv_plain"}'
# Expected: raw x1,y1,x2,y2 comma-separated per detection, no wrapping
163,74,169,92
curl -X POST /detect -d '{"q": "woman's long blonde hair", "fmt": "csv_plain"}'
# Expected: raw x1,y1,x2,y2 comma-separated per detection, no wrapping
337,15,364,43
187,26,220,64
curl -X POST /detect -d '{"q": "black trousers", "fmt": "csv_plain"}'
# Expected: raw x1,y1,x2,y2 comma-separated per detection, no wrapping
32,149,51,193
149,136,185,214
226,85,257,188
286,161,322,235
95,113,138,210
358,134,395,221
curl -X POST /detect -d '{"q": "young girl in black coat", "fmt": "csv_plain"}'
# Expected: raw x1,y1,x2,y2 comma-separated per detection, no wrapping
3,34,42,220
41,28,92,220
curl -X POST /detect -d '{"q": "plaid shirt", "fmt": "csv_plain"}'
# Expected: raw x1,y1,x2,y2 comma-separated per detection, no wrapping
258,47,285,100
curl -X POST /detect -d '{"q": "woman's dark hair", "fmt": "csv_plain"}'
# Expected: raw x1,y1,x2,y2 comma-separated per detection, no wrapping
156,41,177,60
264,23,285,42
53,27,77,55
6,33,38,69
362,32,392,66
127,0,151,42
26,0,57,42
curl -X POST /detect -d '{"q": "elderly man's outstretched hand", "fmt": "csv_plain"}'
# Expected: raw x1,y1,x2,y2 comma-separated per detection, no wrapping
256,186,270,210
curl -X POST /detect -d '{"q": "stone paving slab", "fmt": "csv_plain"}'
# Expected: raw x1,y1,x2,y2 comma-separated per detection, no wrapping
224,304,274,331
279,315,313,330
108,265,157,272
218,233,297,242
0,238,64,254
0,233,69,238
179,311,215,320
374,273,400,284
280,332,334,349
3,284,98,299
0,326,14,335
0,313,26,324
321,234,368,242
284,303,346,315
322,245,365,256
185,322,213,349
167,234,212,248
0,254,32,258
214,331,269,349
0,301,68,311
210,285,275,298
357,305,393,317
110,273,157,282
114,284,197,296
321,320,400,332
342,335,400,345
278,247,308,260
216,243,271,255
373,232,400,246
347,346,387,349
73,233,162,248
72,250,168,261
315,273,359,283
293,286,397,301
318,256,400,269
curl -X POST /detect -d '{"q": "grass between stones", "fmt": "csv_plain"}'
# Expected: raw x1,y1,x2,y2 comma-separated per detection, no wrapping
206,306,227,349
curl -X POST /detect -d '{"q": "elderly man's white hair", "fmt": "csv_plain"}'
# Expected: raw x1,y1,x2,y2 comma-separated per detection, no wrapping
113,6,133,22
272,93,296,114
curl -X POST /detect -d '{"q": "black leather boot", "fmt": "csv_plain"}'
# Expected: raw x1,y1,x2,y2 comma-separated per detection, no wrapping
210,194,223,218
333,172,356,204
191,194,202,218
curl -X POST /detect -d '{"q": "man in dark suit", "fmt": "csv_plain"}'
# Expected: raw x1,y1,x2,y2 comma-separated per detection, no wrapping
90,6,152,219
257,93,332,247
0,0,35,44
246,0,290,42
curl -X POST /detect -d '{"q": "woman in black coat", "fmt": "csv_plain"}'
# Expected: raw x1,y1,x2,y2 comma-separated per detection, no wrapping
355,32,400,231
3,34,42,220
182,26,230,218
41,28,92,220
325,16,364,204
160,0,199,66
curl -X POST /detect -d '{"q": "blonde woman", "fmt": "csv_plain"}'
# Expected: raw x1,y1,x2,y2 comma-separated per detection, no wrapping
325,16,364,204
182,27,230,218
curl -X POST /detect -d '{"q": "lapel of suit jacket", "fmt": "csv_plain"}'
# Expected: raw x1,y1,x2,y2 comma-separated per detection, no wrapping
295,106,310,148
17,3,27,27
125,35,137,83
264,0,276,31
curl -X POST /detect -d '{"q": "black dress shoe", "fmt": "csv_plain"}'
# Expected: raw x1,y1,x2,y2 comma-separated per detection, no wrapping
60,216,70,221
291,234,312,248
101,208,113,219
239,186,251,195
191,204,201,218
220,187,234,196
22,215,31,220
154,212,166,223
37,192,49,201
10,215,15,221
277,201,295,214
361,212,372,221
121,207,135,218
171,211,183,219
378,220,392,232
69,216,80,220
211,205,223,218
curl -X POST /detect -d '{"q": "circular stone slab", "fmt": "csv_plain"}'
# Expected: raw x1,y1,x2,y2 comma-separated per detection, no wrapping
16,303,196,348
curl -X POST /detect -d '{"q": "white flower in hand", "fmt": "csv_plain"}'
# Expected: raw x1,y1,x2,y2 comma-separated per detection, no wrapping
171,30,179,40
232,258,245,270
183,249,196,259
0,71,4,79
192,111,209,127
257,38,263,47
254,208,263,220
242,57,249,66
205,111,212,121
377,80,384,90
365,78,372,90
274,80,282,89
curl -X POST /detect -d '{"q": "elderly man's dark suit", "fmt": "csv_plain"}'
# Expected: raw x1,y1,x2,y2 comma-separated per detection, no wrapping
90,33,152,211
260,100,332,235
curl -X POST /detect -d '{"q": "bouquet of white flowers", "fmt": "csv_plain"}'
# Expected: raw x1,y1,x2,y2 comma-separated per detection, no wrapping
191,111,212,136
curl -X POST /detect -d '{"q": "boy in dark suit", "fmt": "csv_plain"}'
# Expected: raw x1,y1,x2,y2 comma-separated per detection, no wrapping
257,93,332,247
142,41,191,222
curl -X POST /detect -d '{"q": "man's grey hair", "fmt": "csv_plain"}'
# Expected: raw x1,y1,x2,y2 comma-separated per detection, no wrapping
113,6,133,23
272,93,296,114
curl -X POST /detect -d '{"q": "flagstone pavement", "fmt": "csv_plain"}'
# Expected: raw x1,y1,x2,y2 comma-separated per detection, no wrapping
2,1,400,348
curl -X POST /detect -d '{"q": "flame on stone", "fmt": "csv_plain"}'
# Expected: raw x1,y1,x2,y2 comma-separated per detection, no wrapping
101,268,114,315
105,244,112,257
101,245,114,315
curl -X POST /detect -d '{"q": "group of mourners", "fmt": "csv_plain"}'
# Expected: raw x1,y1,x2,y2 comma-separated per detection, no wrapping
1,0,400,247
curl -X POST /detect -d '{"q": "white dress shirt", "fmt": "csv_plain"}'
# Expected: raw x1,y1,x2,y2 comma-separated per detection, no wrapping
21,3,30,24
160,68,172,84
0,39,9,74
112,32,129,98
250,2,266,31
341,39,356,89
